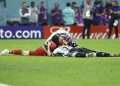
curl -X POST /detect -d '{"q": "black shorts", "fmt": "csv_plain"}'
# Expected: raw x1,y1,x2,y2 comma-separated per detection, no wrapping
69,47,96,54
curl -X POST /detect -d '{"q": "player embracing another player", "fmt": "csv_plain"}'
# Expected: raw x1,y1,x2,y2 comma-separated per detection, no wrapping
0,27,70,56
0,27,120,57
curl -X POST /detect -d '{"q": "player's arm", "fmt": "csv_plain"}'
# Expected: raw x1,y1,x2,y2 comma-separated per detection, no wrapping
47,41,57,56
45,32,57,44
47,41,52,56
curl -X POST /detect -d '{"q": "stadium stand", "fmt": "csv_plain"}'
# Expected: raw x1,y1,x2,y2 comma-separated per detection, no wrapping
0,0,120,39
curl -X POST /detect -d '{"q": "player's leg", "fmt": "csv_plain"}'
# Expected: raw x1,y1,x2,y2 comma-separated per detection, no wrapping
114,26,119,38
29,47,47,56
108,19,114,39
69,47,117,57
68,50,96,57
86,20,91,39
80,47,120,57
82,27,86,39
78,48,114,57
68,51,86,57
10,47,47,56
82,19,87,39
68,47,95,57
70,47,96,54
0,49,10,55
74,51,119,57
0,49,29,55
0,49,29,56
0,49,22,55
96,51,120,57
10,49,22,55
95,52,112,57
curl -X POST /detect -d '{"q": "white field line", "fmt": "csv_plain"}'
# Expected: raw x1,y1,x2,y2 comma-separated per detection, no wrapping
0,83,11,86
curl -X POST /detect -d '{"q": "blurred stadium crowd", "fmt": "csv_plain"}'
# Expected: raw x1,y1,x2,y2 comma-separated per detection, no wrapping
18,0,120,39
16,0,120,26
0,0,120,39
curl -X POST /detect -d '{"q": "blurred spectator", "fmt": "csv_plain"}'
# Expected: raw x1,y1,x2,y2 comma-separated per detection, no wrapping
82,0,94,39
62,2,75,25
51,3,63,25
71,1,77,10
71,2,83,26
19,1,31,24
38,1,47,25
105,1,113,24
29,1,39,23
75,7,83,26
105,1,113,18
108,0,120,39
93,0,105,25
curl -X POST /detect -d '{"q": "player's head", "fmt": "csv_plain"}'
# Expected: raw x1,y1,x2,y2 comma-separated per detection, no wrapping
54,2,59,9
59,35,71,45
21,1,28,7
86,0,92,4
66,2,71,7
40,0,44,6
30,1,35,7
50,41,57,51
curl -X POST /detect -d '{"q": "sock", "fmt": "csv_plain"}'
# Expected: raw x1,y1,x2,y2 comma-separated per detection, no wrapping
29,51,35,56
96,52,111,57
10,49,22,55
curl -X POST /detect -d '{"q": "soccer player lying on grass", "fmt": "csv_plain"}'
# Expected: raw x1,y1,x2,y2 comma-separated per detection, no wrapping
0,33,66,56
52,38,120,57
0,41,57,56
0,27,70,56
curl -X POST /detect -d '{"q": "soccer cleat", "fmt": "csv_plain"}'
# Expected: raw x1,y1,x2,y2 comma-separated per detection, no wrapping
0,49,9,56
118,54,120,57
113,53,120,57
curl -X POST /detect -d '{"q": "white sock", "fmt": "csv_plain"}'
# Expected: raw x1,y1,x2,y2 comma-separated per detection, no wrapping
22,50,29,56
0,49,9,56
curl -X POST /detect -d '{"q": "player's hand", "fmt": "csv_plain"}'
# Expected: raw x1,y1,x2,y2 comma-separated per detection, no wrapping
47,51,52,56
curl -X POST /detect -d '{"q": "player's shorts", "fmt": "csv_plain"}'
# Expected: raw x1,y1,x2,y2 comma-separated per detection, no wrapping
30,47,47,56
30,41,57,56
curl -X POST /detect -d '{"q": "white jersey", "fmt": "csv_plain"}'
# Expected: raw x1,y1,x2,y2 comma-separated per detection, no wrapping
29,7,39,23
53,45,72,56
82,1,93,19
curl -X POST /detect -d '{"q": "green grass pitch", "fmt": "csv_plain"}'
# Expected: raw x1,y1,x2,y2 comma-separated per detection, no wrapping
0,39,120,86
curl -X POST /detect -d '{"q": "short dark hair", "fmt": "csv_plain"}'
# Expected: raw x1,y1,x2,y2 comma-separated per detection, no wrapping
31,1,35,7
66,2,71,7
